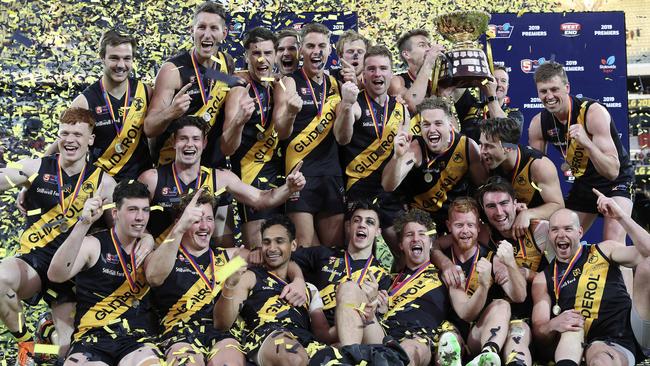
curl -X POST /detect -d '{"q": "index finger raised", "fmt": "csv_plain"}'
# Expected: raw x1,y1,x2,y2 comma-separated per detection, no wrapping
176,82,193,96
289,160,303,175
591,188,605,198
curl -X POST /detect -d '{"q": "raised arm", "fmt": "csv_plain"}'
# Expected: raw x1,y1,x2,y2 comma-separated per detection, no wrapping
144,63,192,137
272,76,302,140
493,240,527,303
214,269,256,330
220,84,256,156
595,188,650,256
571,103,620,181
528,113,546,153
382,132,419,192
448,258,492,321
333,81,361,145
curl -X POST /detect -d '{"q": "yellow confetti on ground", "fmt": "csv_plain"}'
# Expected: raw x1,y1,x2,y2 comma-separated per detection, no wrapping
34,344,59,354
27,208,41,216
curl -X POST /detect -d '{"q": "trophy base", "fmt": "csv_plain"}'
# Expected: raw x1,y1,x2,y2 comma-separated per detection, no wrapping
438,47,491,88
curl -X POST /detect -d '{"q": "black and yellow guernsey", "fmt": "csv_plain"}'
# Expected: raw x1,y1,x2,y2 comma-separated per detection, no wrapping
488,226,548,319
240,266,316,354
291,246,391,326
83,77,152,180
544,244,642,358
229,78,283,187
20,154,104,257
73,229,155,342
443,245,495,338
492,145,545,208
153,51,230,167
340,91,406,195
398,131,471,218
148,164,217,244
539,95,633,189
383,261,452,341
283,68,341,176
150,246,229,335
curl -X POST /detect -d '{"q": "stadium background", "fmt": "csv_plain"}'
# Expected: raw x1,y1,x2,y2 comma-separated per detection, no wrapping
1,0,650,363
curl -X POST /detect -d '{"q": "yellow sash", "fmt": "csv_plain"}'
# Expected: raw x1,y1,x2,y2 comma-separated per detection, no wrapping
384,266,442,319
566,101,591,177
161,269,221,333
285,76,340,174
574,245,609,335
95,82,148,176
409,114,421,136
514,228,543,272
413,137,468,212
75,271,149,340
319,266,387,311
158,52,230,166
241,124,279,185
345,103,405,190
512,158,535,205
19,168,102,254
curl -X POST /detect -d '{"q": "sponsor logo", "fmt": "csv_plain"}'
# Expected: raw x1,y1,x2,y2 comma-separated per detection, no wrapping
105,252,120,264
560,22,581,37
488,23,514,38
520,57,547,73
599,56,616,73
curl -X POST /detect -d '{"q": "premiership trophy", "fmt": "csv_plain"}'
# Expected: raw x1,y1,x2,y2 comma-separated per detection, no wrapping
434,11,492,88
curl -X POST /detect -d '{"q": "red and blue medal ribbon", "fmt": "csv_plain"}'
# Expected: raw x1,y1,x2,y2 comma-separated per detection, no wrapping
180,244,216,290
110,228,138,292
99,78,130,135
56,155,87,219
300,68,326,117
364,91,388,139
250,77,271,127
451,247,480,293
344,251,374,285
389,261,430,297
190,50,213,104
171,163,202,195
553,244,584,306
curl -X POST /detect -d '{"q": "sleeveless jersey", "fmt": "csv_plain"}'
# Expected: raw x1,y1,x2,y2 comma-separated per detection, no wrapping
240,266,311,335
153,50,230,166
20,155,104,256
341,92,406,194
83,77,152,180
291,246,391,326
282,69,341,176
539,95,633,188
383,263,449,332
544,244,638,355
399,132,471,215
149,164,217,243
455,89,524,143
151,246,230,334
73,230,154,341
230,79,283,186
492,145,545,208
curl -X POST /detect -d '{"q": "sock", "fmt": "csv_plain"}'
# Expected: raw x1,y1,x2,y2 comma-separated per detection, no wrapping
555,360,579,366
481,341,500,354
11,325,32,343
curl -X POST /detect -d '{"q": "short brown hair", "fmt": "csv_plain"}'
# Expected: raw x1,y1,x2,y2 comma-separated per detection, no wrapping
335,30,370,56
396,29,429,63
275,28,300,48
534,61,568,85
174,189,216,220
447,196,480,222
193,1,228,26
475,176,516,208
99,29,136,59
300,23,330,39
493,65,507,73
417,97,454,121
243,27,276,50
479,117,520,145
364,45,393,68
170,116,209,138
393,208,436,240
60,107,95,130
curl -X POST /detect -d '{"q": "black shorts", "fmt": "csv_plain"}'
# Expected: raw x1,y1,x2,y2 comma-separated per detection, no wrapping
159,321,236,353
285,175,345,215
346,188,405,229
566,178,633,214
237,175,285,223
68,330,158,365
383,319,457,355
16,247,76,306
243,323,316,359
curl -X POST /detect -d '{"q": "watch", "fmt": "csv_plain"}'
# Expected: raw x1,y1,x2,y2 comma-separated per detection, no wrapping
486,96,497,103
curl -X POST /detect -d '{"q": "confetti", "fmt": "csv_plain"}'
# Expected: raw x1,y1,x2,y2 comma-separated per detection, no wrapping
33,344,60,355
531,181,542,192
102,203,116,210
425,229,437,236
214,256,247,283
27,208,42,216
151,205,164,211
214,187,226,197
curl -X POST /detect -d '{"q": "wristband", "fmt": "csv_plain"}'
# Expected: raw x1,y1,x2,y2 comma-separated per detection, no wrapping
486,95,497,103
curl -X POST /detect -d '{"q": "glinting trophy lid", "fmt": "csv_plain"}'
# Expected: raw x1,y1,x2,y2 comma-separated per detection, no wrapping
434,11,491,45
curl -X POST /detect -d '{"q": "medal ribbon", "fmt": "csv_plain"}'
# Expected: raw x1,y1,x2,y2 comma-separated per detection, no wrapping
56,155,87,219
364,91,389,139
425,131,456,170
451,247,480,293
389,261,430,297
99,78,130,135
250,78,271,127
509,146,521,184
344,251,374,285
301,68,326,117
268,271,289,287
516,237,527,259
171,163,202,195
553,244,584,307
110,228,138,292
180,245,215,290
554,97,573,160
190,50,212,104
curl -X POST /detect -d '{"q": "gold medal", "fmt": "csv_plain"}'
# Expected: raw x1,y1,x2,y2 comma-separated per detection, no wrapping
375,148,385,156
424,172,433,183
257,131,265,141
316,124,325,133
59,223,69,233
552,304,561,316
203,112,211,122
115,142,123,154
561,162,571,172
132,299,140,309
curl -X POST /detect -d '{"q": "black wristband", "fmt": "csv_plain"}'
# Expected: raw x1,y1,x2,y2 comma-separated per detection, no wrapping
486,95,497,103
